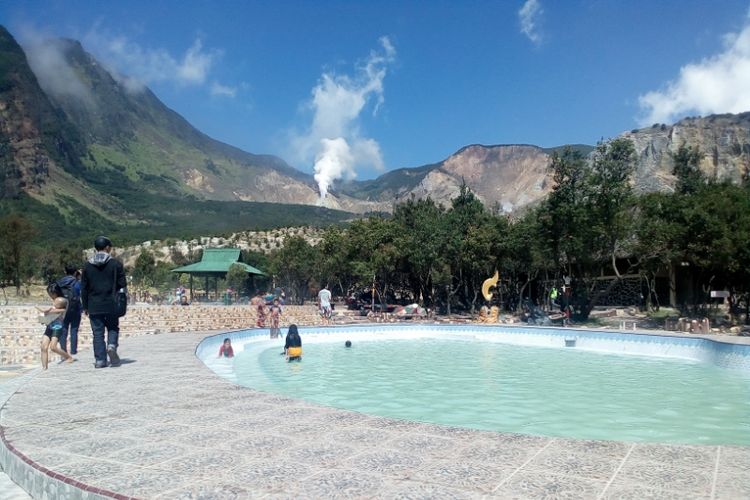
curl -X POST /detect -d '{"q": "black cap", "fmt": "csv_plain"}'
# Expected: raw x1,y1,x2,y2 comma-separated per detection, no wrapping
94,235,113,250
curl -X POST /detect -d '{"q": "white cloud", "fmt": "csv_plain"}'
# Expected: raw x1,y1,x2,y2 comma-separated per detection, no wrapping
176,39,213,84
210,81,237,98
290,36,396,198
638,22,750,125
81,27,231,94
18,26,94,104
519,0,543,45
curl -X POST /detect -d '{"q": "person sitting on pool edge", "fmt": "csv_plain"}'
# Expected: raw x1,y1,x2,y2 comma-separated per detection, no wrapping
284,324,302,362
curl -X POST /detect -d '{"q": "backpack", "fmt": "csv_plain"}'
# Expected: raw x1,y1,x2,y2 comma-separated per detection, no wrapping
56,277,81,311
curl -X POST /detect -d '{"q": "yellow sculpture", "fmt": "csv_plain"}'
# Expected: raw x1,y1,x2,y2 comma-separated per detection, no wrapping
478,305,499,323
481,271,499,301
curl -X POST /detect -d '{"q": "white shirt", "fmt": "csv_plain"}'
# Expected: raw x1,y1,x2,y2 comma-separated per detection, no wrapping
318,288,331,307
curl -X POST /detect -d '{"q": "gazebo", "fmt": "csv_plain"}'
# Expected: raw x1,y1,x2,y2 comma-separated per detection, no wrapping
172,248,265,302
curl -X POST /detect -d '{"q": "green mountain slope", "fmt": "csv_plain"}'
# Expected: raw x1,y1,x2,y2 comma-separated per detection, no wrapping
0,27,351,244
26,37,317,200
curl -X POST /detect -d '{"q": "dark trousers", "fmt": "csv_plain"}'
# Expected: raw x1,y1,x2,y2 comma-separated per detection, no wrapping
89,314,119,363
60,312,81,354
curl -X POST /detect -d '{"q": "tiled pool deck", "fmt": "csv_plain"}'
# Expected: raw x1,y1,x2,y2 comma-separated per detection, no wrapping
1,330,748,499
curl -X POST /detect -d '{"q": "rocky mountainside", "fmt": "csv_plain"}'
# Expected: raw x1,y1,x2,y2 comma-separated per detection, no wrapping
341,114,750,212
623,114,750,192
340,144,596,213
0,26,84,199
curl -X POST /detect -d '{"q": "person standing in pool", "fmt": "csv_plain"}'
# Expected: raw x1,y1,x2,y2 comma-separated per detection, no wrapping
284,324,302,361
269,298,282,339
256,301,267,328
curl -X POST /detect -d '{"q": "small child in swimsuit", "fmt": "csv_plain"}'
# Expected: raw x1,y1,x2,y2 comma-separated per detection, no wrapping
269,299,282,338
38,284,75,369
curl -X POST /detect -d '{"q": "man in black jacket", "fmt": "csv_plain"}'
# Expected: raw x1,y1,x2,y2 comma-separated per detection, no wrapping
81,236,127,368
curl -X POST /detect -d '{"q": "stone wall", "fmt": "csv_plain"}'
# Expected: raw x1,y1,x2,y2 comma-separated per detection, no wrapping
0,304,326,365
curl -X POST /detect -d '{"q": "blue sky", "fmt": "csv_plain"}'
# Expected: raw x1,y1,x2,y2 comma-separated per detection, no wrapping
3,0,750,182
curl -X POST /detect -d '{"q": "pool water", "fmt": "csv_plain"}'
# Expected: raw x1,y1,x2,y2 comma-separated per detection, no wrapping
233,337,750,445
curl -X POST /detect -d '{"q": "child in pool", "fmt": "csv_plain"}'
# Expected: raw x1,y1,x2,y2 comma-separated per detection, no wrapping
269,298,282,338
218,338,234,358
256,302,267,328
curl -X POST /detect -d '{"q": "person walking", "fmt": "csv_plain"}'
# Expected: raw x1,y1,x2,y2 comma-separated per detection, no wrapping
57,264,82,355
81,236,127,368
318,284,332,325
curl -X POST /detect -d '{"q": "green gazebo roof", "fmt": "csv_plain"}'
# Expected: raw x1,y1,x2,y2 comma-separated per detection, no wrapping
172,248,265,276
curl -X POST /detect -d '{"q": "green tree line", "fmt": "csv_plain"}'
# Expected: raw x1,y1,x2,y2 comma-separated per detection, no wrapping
3,138,750,320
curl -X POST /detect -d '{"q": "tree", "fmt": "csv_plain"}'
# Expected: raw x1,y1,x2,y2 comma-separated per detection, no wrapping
225,263,249,295
344,217,399,309
504,209,546,311
315,226,356,297
536,140,637,318
672,144,705,195
537,147,593,272
0,214,36,294
392,196,446,306
132,250,157,287
633,192,685,308
589,137,637,258
442,184,498,312
35,241,85,284
269,236,318,304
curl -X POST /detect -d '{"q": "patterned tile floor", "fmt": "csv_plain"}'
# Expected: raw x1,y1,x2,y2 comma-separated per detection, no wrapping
0,331,748,499
0,368,33,500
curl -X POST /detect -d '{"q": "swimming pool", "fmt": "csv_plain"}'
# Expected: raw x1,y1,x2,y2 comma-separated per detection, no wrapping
198,325,750,445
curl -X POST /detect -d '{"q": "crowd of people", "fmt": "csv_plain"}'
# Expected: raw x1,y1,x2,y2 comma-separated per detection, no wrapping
38,236,342,370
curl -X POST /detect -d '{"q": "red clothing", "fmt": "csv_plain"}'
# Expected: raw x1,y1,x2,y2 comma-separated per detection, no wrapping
269,305,281,328
256,304,267,327
218,345,234,358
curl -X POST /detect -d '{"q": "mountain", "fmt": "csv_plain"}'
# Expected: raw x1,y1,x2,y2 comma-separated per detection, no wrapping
19,33,394,214
0,26,354,243
340,112,750,213
0,26,85,199
623,114,750,191
3,25,750,246
340,144,596,212
21,35,321,204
